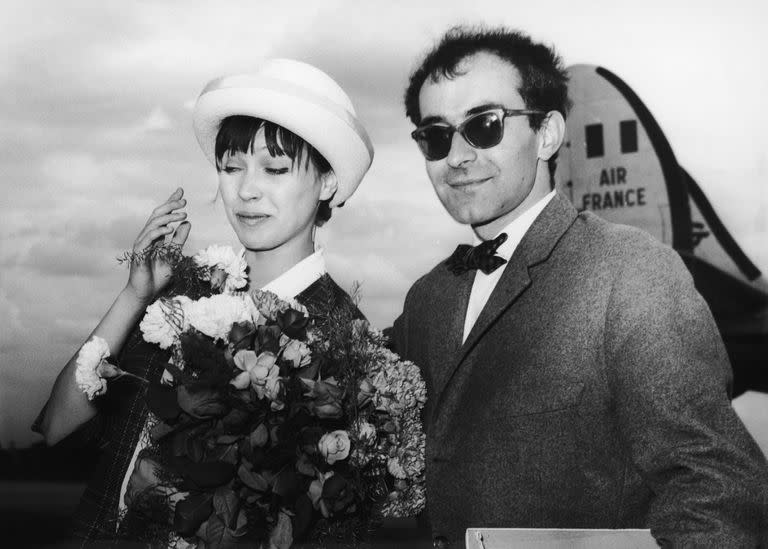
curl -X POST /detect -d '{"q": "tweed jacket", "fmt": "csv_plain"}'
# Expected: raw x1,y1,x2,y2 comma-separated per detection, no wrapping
392,192,768,546
39,274,358,547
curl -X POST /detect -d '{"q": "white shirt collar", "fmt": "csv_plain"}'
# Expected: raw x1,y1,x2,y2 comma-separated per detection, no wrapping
472,190,556,260
260,249,327,300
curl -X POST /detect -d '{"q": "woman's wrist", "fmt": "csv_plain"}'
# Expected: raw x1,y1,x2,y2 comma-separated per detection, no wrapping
119,284,153,312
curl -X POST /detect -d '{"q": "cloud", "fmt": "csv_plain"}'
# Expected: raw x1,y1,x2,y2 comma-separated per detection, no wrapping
139,107,173,133
0,289,24,346
2,0,767,449
22,239,116,277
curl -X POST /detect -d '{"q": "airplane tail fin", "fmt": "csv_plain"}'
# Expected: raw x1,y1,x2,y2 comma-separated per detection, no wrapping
556,64,768,314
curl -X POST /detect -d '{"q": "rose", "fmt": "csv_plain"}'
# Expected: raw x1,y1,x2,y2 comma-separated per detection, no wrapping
250,290,285,320
264,376,284,411
281,338,311,369
228,321,255,353
231,351,278,399
256,325,282,355
304,379,343,419
308,471,334,517
357,378,376,406
320,473,356,516
318,430,350,465
352,419,377,446
276,307,308,339
125,455,187,511
177,385,229,418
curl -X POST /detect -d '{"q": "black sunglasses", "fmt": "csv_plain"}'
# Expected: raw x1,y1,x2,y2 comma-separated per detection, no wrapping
411,107,544,161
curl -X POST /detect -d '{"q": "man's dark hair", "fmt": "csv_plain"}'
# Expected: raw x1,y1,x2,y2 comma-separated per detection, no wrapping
215,115,333,225
404,26,571,183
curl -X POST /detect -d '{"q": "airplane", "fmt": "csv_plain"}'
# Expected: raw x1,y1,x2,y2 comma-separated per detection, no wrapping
555,64,768,397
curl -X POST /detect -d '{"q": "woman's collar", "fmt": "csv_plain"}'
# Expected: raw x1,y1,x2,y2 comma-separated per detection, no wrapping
260,248,327,300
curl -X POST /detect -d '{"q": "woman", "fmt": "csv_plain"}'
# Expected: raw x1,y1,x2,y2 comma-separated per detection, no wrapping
35,58,374,545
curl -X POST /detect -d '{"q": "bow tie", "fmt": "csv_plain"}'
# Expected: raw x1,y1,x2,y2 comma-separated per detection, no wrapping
446,232,509,275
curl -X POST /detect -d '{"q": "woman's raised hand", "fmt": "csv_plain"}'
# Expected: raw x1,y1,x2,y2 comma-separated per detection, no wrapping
125,187,191,305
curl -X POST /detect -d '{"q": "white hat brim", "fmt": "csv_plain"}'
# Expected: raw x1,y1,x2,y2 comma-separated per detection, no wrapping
193,80,373,207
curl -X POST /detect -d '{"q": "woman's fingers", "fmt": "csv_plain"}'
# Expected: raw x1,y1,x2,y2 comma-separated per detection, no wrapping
133,188,189,253
171,221,191,247
133,226,175,253
135,212,186,248
146,188,186,224
145,211,187,233
149,197,186,221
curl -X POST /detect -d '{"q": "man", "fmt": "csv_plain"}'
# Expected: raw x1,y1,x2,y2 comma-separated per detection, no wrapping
391,26,768,546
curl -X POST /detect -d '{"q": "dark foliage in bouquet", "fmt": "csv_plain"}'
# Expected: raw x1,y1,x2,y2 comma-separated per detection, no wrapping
119,244,426,549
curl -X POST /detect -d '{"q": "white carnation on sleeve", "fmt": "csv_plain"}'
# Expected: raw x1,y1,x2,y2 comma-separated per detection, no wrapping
75,336,111,400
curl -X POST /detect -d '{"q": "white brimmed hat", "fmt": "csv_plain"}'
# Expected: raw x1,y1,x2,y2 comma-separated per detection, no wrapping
193,59,374,207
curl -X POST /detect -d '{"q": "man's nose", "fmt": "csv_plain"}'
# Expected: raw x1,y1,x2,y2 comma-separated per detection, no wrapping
445,131,477,168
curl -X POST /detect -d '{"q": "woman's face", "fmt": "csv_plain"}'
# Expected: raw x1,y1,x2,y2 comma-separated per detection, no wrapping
218,128,336,252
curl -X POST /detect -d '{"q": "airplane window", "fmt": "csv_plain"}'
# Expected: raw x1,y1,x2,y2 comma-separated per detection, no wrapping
620,120,638,153
585,123,604,158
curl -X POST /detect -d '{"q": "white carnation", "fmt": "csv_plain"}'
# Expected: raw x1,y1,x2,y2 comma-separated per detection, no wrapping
139,296,191,349
387,457,407,480
75,336,110,400
194,245,248,292
185,294,251,341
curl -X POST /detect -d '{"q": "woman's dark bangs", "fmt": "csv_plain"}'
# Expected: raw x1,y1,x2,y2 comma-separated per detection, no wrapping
215,116,265,171
265,124,309,170
215,116,328,173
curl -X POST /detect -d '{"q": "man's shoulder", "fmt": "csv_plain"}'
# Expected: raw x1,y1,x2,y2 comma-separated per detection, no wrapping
404,256,454,299
569,210,680,267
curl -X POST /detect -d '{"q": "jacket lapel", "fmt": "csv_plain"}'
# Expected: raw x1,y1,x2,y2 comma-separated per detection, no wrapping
428,268,474,397
432,192,579,405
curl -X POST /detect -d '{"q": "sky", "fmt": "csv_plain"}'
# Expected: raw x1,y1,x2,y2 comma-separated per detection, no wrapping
1,0,766,447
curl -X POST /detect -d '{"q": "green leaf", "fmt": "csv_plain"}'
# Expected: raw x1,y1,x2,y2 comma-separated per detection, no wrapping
216,434,242,445
295,356,320,380
295,453,316,477
249,423,268,448
268,511,293,549
173,492,213,538
186,432,207,463
292,494,316,540
170,428,192,458
273,470,302,503
203,514,227,549
146,382,182,421
176,458,236,490
213,486,239,525
204,514,252,549
231,508,248,537
209,443,239,466
237,464,269,492
177,385,230,419
149,421,175,443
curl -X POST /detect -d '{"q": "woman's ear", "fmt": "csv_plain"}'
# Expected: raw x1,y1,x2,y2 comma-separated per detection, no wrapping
318,171,339,202
537,111,566,162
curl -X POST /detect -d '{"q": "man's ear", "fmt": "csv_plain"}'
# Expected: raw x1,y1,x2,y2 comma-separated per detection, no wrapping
537,111,566,161
318,171,339,202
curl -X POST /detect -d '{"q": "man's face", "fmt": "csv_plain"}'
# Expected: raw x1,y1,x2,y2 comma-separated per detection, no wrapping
417,52,543,232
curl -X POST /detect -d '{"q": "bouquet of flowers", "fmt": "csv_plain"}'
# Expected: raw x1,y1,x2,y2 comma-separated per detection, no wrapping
78,245,426,548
